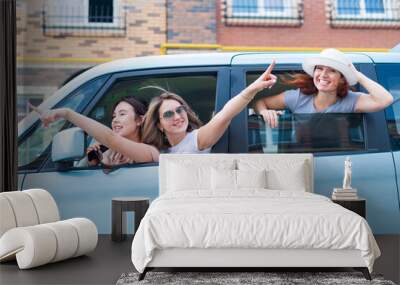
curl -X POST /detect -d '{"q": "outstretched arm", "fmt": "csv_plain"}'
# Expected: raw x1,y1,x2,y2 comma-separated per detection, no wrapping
30,105,159,163
197,62,277,150
352,65,393,112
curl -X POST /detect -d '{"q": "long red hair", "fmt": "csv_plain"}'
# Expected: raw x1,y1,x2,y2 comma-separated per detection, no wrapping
281,73,350,98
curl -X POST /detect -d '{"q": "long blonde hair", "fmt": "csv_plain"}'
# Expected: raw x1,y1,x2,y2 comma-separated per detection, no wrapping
142,89,203,150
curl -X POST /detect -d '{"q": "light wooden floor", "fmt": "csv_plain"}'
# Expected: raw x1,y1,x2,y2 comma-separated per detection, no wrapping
0,235,398,285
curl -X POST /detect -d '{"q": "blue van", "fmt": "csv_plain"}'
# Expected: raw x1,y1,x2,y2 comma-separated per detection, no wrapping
17,51,400,234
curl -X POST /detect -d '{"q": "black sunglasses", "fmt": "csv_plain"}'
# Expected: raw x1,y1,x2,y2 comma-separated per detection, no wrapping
161,105,187,120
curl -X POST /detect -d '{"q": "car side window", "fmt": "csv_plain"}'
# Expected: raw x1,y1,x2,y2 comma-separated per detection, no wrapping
89,74,217,128
80,73,218,167
18,75,109,171
248,113,365,153
246,70,366,154
379,63,400,151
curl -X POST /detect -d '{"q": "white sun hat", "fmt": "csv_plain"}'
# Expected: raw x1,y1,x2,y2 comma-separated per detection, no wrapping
302,48,358,86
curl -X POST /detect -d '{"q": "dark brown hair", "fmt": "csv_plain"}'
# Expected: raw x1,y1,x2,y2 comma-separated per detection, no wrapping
112,96,147,138
112,96,147,117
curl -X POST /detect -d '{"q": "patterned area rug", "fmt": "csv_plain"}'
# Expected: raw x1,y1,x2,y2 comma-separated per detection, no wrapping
116,271,396,285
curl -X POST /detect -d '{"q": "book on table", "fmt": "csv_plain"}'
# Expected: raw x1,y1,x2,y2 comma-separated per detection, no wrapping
332,194,359,200
333,188,358,193
332,188,358,200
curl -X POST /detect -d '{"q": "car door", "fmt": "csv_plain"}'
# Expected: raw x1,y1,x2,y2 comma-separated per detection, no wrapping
20,67,230,233
229,58,399,234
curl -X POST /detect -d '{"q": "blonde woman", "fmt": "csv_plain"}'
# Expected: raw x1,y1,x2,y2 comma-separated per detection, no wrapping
142,62,277,153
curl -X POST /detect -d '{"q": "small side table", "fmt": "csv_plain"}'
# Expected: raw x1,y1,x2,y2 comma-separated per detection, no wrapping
332,197,366,218
112,197,150,242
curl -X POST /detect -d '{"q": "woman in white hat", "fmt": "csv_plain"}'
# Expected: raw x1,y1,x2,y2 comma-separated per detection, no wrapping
254,48,393,128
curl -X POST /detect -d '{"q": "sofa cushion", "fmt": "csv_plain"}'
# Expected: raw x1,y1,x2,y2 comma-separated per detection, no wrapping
0,196,17,237
24,189,59,223
0,218,97,269
0,189,59,238
0,189,98,270
0,192,39,227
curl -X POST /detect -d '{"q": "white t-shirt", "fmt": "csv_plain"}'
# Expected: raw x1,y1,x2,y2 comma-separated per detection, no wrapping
167,129,211,154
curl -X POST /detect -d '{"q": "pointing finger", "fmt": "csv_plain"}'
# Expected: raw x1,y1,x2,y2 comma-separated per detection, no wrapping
262,60,276,80
266,60,275,75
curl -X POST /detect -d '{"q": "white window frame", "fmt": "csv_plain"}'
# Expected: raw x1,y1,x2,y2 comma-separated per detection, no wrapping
335,0,394,19
44,0,123,29
227,0,298,18
223,0,303,26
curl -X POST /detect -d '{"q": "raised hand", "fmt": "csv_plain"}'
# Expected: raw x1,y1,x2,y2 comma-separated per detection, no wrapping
347,62,361,83
28,102,67,128
247,60,277,94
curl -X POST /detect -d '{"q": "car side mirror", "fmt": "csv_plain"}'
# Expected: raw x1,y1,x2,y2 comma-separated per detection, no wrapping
52,127,85,170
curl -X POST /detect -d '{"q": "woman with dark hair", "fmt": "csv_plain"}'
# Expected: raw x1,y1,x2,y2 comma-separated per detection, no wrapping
142,63,277,153
254,48,393,128
86,96,151,166
30,96,159,165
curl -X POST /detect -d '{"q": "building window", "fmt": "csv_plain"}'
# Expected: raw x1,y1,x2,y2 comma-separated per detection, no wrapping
222,0,304,26
232,0,285,15
327,0,400,28
42,0,126,37
89,0,113,23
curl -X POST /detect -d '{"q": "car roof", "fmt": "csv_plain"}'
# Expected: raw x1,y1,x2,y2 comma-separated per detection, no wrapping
361,51,400,63
18,51,400,136
231,52,373,65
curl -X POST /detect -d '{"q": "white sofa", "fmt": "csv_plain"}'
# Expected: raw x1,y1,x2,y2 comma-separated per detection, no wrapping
0,189,98,269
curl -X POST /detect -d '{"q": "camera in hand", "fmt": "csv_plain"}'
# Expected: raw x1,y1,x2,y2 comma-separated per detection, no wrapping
87,145,109,162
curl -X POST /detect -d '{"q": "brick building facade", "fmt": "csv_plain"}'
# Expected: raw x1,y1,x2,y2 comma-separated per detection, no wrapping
16,0,166,120
217,0,400,49
163,0,399,53
167,0,216,44
17,0,166,60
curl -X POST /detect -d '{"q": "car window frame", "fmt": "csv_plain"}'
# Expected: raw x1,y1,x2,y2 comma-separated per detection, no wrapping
229,63,391,155
358,62,392,153
17,74,111,174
